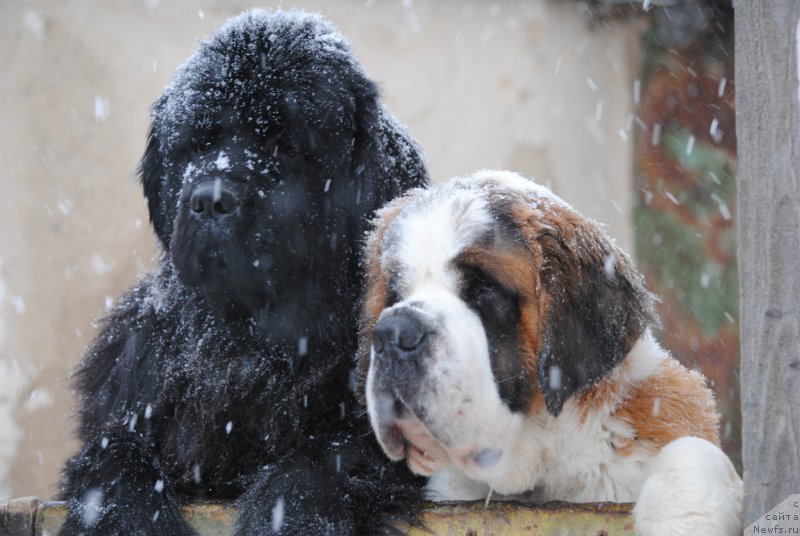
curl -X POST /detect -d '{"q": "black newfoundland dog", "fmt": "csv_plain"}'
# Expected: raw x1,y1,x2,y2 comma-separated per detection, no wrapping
59,10,428,535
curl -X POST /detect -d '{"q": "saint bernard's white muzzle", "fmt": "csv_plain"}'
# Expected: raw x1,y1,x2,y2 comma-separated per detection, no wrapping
365,289,524,480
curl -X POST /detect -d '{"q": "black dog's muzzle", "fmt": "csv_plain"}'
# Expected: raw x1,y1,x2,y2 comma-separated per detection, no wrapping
189,179,239,222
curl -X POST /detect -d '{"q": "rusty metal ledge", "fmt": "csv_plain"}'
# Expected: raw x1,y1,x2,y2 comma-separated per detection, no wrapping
1,497,635,535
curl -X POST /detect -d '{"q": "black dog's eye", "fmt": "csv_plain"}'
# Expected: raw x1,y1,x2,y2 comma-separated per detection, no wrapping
275,139,303,159
191,126,221,155
193,140,212,154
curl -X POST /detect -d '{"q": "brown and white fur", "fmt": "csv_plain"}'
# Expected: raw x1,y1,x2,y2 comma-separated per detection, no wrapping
358,170,742,535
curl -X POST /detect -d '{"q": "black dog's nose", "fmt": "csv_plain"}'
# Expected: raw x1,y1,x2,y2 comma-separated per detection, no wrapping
373,313,427,360
190,181,238,219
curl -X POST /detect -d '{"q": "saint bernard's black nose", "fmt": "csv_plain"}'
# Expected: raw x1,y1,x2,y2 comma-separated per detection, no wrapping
373,313,428,361
190,180,238,220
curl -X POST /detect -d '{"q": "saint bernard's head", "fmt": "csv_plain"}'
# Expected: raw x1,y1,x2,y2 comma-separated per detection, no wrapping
358,170,657,483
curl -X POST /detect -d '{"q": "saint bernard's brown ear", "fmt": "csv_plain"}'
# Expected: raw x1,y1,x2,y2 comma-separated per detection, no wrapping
355,194,419,405
522,206,657,417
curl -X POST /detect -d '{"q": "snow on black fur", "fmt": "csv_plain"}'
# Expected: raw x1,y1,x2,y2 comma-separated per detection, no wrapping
58,9,428,535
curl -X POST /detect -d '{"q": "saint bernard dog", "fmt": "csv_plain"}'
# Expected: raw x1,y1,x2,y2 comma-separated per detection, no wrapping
358,170,743,535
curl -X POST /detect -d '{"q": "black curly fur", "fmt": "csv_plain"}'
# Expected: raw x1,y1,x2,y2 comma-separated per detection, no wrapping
58,9,428,535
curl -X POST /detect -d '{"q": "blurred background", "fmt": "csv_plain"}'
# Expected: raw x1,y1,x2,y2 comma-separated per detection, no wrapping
0,0,736,499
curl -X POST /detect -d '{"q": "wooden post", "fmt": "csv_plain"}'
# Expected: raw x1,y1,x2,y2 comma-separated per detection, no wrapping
735,1,800,525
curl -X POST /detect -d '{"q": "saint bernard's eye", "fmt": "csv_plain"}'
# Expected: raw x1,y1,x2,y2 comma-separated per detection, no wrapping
463,267,520,325
385,273,402,307
464,267,499,299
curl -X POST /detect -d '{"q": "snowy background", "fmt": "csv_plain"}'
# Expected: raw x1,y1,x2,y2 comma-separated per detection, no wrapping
0,0,642,499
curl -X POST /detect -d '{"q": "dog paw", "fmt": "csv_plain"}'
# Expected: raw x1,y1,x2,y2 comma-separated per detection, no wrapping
634,436,742,536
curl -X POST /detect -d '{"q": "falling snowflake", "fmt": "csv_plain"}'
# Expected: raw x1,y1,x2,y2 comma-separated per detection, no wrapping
271,496,285,532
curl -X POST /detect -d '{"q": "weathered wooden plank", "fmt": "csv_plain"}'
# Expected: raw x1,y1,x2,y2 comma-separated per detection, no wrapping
29,499,633,535
35,501,239,536
735,0,800,525
398,501,634,536
0,497,38,536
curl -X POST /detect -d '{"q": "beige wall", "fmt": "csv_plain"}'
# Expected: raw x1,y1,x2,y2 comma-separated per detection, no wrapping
0,0,640,499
